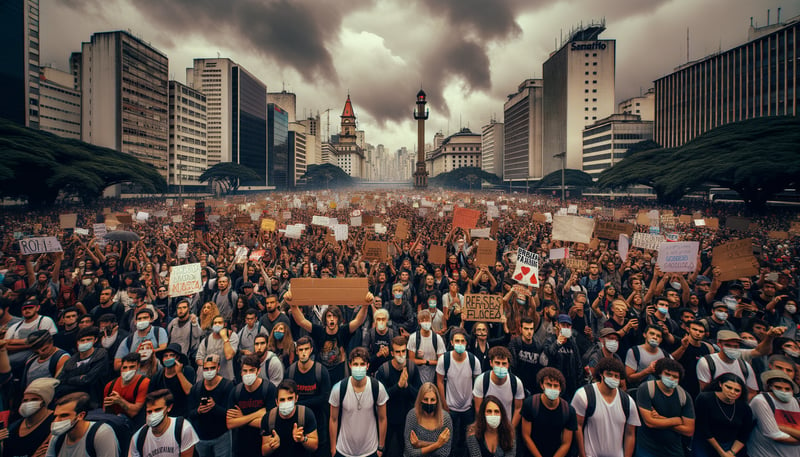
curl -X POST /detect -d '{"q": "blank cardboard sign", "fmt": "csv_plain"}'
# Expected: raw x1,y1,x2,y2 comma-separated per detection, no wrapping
289,278,369,306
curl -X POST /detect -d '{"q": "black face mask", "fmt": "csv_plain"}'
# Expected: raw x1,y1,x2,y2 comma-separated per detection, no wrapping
422,403,437,414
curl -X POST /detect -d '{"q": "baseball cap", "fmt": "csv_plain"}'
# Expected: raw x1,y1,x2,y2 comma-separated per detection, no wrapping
557,314,572,325
761,369,799,394
598,328,620,339
716,330,741,342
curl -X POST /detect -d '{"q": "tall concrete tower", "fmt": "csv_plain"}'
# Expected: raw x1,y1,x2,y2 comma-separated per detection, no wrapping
413,90,429,188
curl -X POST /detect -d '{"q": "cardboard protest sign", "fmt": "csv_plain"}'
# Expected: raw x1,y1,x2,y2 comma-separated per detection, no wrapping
789,221,800,234
289,278,369,306
452,207,481,230
281,211,292,220
549,247,568,260
768,231,789,240
350,215,362,227
678,215,692,224
551,215,595,244
249,250,265,261
487,206,500,220
694,219,706,226
235,216,250,228
116,214,133,225
463,294,503,322
632,232,665,251
511,248,539,287
59,214,78,229
260,219,276,232
470,228,491,238
172,215,183,224
637,211,651,225
564,258,589,271
532,213,547,223
704,217,719,229
726,216,752,232
595,222,635,240
475,240,497,267
207,215,220,224
660,215,678,228
656,241,699,272
334,224,349,242
374,224,387,235
363,241,389,261
712,238,758,281
19,237,63,255
490,219,499,237
168,263,202,297
428,245,447,265
395,218,410,240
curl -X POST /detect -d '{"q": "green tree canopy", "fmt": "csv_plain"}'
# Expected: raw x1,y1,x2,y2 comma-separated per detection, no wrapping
429,167,501,190
532,168,595,190
199,162,263,194
596,116,800,210
0,118,167,206
301,163,353,189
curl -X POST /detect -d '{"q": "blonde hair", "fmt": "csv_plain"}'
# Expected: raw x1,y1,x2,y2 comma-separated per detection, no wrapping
414,382,443,427
199,302,220,330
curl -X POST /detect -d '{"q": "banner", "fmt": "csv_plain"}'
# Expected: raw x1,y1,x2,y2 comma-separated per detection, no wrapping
363,241,388,261
311,215,329,226
511,248,539,287
463,294,503,322
551,215,595,244
549,247,568,260
632,232,665,251
656,241,699,272
168,263,202,297
452,207,481,230
19,237,63,255
249,249,265,261
470,228,491,238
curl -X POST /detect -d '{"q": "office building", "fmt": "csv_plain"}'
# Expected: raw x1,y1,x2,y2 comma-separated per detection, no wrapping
267,90,296,123
38,67,80,139
654,15,799,147
187,58,268,187
582,113,653,178
298,115,321,165
503,78,544,181
0,0,40,127
321,142,335,165
168,80,207,190
268,103,290,189
543,21,616,174
81,31,169,179
288,123,307,188
481,120,504,179
426,128,482,176
618,88,655,121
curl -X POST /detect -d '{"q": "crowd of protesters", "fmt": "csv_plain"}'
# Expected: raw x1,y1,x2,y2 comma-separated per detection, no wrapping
0,190,798,457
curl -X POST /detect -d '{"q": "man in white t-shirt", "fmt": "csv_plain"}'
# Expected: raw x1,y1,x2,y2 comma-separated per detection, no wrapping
46,392,119,457
747,370,800,457
472,346,525,427
329,347,388,457
696,330,758,399
571,357,640,457
407,309,445,384
6,300,57,369
436,328,481,457
129,389,199,457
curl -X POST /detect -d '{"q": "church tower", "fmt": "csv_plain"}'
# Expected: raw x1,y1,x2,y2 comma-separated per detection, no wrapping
340,94,356,142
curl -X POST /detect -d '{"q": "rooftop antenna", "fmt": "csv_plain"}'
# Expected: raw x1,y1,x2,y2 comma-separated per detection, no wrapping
217,51,220,59
778,7,781,23
686,28,689,61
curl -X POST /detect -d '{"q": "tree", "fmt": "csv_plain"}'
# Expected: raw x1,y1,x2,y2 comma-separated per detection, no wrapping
0,118,167,206
532,168,595,190
429,167,501,189
199,162,263,195
301,163,353,189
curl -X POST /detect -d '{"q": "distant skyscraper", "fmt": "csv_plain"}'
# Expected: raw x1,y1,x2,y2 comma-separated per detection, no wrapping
288,124,307,188
298,115,321,165
267,90,296,123
0,0,40,127
38,68,80,139
543,20,616,174
187,58,268,187
481,120,504,179
81,31,169,179
503,79,544,181
268,103,289,189
582,114,652,179
618,88,655,121
169,81,207,190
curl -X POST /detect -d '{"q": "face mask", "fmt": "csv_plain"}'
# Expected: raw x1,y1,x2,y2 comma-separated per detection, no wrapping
560,328,572,339
422,402,437,414
101,334,116,349
603,376,620,389
121,370,136,383
19,401,41,418
394,355,406,365
420,322,432,331
203,369,217,381
454,343,466,354
647,338,659,348
212,324,223,334
136,320,150,331
393,292,403,300
657,306,669,315
81,278,93,287
669,282,681,291
661,375,679,389
146,410,166,428
786,304,797,314
51,419,76,436
376,322,387,332
351,366,367,381
785,349,800,359
78,341,94,353
428,301,437,308
273,331,284,340
492,366,508,379
772,389,794,403
604,340,619,353
714,311,728,322
242,373,258,386
740,339,757,348
723,348,740,360
278,400,295,416
544,388,560,401
139,349,153,361
516,297,526,305
485,415,501,429
163,357,176,368
723,296,738,310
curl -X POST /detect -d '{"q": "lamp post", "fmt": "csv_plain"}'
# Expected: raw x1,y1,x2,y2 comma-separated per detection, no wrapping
553,152,566,202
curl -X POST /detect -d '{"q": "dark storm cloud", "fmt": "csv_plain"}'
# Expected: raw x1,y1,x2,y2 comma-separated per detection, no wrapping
421,39,492,119
421,0,524,40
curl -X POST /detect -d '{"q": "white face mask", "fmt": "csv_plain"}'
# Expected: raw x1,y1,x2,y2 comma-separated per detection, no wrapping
560,327,572,339
485,414,501,429
278,400,295,416
203,369,217,381
51,419,75,436
136,320,150,331
394,355,406,365
19,400,42,418
81,278,93,287
242,373,258,386
376,322,387,332
121,369,136,383
420,322,432,331
604,340,619,353
146,409,166,428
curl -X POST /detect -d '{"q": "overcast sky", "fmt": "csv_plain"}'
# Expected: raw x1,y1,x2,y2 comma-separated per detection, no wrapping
44,0,797,154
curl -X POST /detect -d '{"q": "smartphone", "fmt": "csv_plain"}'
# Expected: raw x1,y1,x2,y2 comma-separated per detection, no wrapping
200,397,209,406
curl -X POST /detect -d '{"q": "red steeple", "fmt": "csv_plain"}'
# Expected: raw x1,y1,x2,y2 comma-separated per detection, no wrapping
341,94,355,119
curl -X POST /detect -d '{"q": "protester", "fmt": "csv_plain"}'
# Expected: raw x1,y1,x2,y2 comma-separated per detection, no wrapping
260,379,319,457
403,382,452,457
465,395,515,457
129,389,199,457
46,392,119,457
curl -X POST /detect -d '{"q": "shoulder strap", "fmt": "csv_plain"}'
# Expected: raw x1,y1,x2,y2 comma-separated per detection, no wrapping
619,389,631,423
297,405,306,428
676,386,687,407
268,408,278,432
36,315,44,330
54,432,67,456
559,399,570,425
337,379,347,432
370,377,380,437
235,383,244,400
49,349,66,375
126,334,134,351
381,363,391,381
704,355,716,381
85,421,103,457
431,332,438,353
468,353,477,374
632,345,641,368
530,394,541,420
133,375,145,397
443,352,451,386
415,330,421,352
584,385,597,424
646,380,655,400
482,373,491,397
174,417,184,450
509,376,518,416
737,359,749,380
314,362,322,381
288,363,297,380
136,425,150,457
762,392,776,413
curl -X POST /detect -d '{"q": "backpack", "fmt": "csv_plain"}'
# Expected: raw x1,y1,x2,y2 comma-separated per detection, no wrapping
233,379,274,406
287,361,324,386
53,421,105,457
644,380,687,408
125,328,165,352
415,329,439,355
526,394,571,427
441,351,477,392
135,416,197,457
702,354,750,385
760,391,800,413
481,372,520,417
336,377,380,436
266,404,307,431
582,384,632,428
54,410,134,457
8,316,44,337
631,345,670,370
22,348,67,386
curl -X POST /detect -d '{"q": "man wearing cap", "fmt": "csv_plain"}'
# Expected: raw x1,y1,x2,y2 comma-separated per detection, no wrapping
57,326,109,405
748,369,800,456
694,274,718,313
3,377,58,457
544,314,583,398
6,299,57,372
167,298,203,358
702,301,737,343
241,282,265,311
114,308,168,371
585,328,623,380
22,330,70,387
188,354,235,457
696,330,759,399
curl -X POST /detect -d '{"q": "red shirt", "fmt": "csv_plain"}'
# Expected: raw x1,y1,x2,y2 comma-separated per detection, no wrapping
104,375,149,416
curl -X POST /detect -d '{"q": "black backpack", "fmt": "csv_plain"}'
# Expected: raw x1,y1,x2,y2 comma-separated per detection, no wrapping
582,384,633,429
441,351,477,392
378,360,419,385
135,416,197,457
415,329,439,354
481,372,520,417
265,405,307,431
702,354,750,386
287,361,324,385
53,410,134,457
525,394,571,427
53,422,105,457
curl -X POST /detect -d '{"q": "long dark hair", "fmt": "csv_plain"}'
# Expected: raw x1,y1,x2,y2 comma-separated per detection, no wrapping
468,395,514,452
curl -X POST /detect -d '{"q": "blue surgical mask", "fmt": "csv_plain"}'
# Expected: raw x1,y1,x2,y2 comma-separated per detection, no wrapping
163,357,176,368
516,297,526,305
544,388,560,401
351,366,367,380
212,324,223,334
393,292,403,300
428,300,437,308
454,344,466,354
661,375,679,389
77,341,93,353
657,306,669,315
492,366,508,379
273,331,284,340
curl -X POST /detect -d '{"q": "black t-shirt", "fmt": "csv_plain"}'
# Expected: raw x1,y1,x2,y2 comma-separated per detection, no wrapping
636,384,695,457
188,378,233,441
4,414,54,457
677,342,712,399
310,324,351,368
149,367,196,418
290,362,332,419
520,396,577,457
508,337,545,393
260,406,318,457
228,381,278,457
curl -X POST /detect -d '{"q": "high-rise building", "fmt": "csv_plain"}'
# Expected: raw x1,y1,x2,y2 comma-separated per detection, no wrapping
503,79,544,182
654,15,799,148
168,81,207,190
618,88,655,121
81,31,169,179
268,103,290,189
332,95,365,178
582,113,653,179
481,120,504,179
288,123,307,188
426,128,482,176
543,21,616,174
38,67,80,139
267,90,296,123
321,142,335,165
187,58,268,187
298,115,321,165
0,0,40,127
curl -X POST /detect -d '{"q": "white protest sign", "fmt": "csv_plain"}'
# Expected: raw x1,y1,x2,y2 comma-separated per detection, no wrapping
568,204,578,214
19,237,63,255
282,211,292,220
470,228,491,238
551,215,595,244
75,228,90,236
136,212,149,222
207,215,220,224
619,234,630,262
250,212,260,222
172,215,183,224
234,246,249,264
285,225,303,239
549,247,568,260
374,223,387,235
168,263,202,297
334,224,349,241
657,241,699,272
544,213,553,223
694,219,706,226
632,232,665,251
487,206,500,219
511,248,539,287
350,215,362,227
312,215,329,226
177,243,189,259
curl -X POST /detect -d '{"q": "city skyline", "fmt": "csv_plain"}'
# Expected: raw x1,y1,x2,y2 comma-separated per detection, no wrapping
41,0,798,154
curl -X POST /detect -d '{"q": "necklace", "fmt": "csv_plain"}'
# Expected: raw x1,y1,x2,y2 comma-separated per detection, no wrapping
715,395,736,422
354,389,364,410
